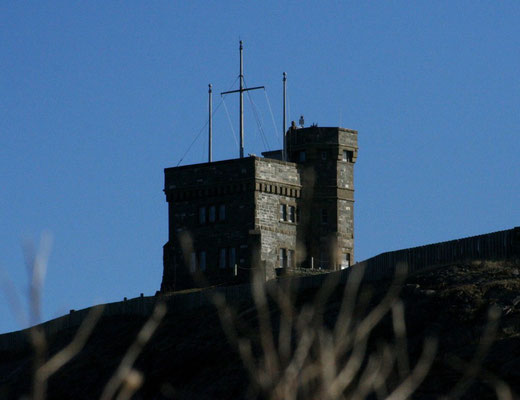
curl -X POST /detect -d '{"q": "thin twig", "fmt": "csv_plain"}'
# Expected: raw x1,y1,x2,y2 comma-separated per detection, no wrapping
99,302,166,400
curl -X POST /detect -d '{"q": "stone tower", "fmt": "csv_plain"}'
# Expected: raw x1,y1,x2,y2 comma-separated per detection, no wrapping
161,125,357,292
285,125,357,269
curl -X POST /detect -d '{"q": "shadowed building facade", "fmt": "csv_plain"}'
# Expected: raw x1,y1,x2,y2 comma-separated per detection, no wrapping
161,126,358,291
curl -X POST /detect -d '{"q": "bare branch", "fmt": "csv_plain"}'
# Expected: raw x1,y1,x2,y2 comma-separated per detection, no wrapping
385,338,438,400
444,305,501,400
37,304,105,381
100,302,166,400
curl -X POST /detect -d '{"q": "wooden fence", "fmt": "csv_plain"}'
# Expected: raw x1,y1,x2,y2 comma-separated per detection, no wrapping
1,226,518,352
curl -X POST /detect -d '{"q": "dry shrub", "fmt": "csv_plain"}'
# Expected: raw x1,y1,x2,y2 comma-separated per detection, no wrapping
1,234,166,400
2,234,514,400
211,262,513,400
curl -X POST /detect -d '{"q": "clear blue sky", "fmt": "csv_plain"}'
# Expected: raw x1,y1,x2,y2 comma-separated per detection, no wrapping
1,2,519,334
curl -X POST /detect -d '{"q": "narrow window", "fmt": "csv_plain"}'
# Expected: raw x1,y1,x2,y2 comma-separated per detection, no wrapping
289,206,296,223
199,206,206,224
199,251,206,271
219,248,227,269
279,248,287,268
219,204,226,221
190,252,197,273
209,205,216,223
299,151,306,162
280,204,287,221
321,208,328,224
341,253,350,269
343,150,353,162
288,249,294,268
229,247,236,270
321,151,327,160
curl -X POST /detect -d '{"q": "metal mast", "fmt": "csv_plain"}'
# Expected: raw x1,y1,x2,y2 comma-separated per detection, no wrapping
283,72,287,161
239,41,244,158
208,84,212,163
221,41,264,158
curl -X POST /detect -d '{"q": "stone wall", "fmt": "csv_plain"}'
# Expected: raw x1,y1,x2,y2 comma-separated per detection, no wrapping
162,157,258,290
255,191,298,279
253,158,303,279
285,126,358,268
254,157,302,187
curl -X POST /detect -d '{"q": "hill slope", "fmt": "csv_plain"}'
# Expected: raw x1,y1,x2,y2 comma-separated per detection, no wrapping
1,260,520,399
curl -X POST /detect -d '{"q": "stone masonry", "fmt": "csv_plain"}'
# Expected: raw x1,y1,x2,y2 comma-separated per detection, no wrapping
161,126,358,291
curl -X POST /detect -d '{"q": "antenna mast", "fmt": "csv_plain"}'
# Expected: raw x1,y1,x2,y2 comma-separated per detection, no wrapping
221,41,265,158
283,72,287,161
239,41,244,158
208,84,212,163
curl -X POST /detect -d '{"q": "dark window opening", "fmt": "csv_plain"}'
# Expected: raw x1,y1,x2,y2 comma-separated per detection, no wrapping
280,204,287,221
343,150,353,162
219,204,226,221
219,248,227,269
200,203,227,224
341,253,350,269
288,249,294,268
199,251,206,271
280,248,287,268
229,247,236,270
321,208,328,224
199,207,206,224
279,248,295,268
209,205,216,223
190,252,197,273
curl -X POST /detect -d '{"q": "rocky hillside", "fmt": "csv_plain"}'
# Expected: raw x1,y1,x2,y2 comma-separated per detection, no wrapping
1,260,520,399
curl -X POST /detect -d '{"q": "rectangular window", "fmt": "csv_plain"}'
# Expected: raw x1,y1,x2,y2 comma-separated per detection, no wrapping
219,204,226,221
321,208,328,224
229,247,236,269
289,206,296,223
199,206,206,224
279,248,287,268
288,249,294,268
219,248,227,269
321,151,327,160
199,251,206,271
209,205,216,223
341,253,350,270
280,204,287,221
343,150,353,162
299,151,306,162
190,252,197,273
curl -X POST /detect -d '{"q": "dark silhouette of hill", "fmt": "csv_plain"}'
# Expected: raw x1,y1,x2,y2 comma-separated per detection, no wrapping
1,260,520,399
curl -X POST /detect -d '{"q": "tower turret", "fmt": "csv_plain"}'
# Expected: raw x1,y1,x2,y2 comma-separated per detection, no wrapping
286,125,358,269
